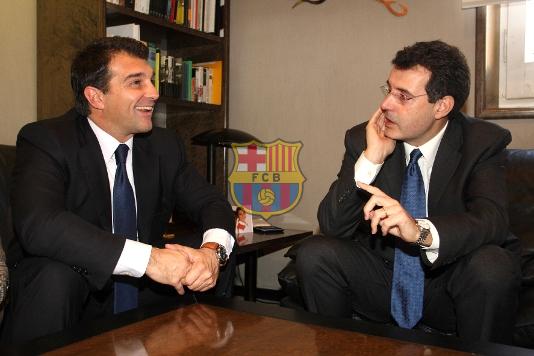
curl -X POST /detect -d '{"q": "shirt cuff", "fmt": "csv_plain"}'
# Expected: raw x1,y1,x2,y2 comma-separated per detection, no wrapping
202,228,235,254
419,219,440,264
113,239,152,277
354,152,383,187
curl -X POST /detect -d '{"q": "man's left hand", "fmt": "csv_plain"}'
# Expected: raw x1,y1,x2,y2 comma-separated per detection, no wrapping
165,244,220,292
357,181,420,243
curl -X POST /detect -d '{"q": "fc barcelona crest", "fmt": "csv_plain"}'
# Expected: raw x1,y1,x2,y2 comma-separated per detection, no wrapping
229,140,306,219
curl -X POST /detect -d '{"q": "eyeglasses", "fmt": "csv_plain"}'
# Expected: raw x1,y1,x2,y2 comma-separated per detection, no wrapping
380,84,428,104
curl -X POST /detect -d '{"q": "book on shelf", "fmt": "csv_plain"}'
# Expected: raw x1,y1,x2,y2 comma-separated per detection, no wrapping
215,0,224,37
106,23,140,40
190,0,197,30
134,0,150,14
169,0,177,22
189,61,221,104
176,0,186,25
203,0,216,33
196,61,222,105
158,55,184,98
192,65,204,102
182,60,193,101
197,0,203,32
154,50,161,93
154,56,221,104
174,59,183,98
159,54,169,96
149,0,167,18
108,0,222,35
145,42,161,93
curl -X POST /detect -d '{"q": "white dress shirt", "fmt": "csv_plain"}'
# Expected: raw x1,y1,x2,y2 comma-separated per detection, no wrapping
354,122,449,263
88,118,234,277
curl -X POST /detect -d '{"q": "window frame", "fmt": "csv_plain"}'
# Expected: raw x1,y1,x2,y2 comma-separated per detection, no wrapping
475,5,534,119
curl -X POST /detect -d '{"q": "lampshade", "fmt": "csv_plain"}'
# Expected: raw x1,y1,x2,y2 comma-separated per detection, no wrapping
192,128,260,185
192,128,260,147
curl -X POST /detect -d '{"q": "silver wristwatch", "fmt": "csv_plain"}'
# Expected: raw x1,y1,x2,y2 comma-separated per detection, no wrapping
415,220,431,248
202,242,229,266
215,244,228,266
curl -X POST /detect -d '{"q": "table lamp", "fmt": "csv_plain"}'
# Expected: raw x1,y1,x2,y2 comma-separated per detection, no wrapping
192,128,259,185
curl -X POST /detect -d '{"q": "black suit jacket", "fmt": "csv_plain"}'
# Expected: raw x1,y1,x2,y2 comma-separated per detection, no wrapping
10,109,234,289
318,112,512,270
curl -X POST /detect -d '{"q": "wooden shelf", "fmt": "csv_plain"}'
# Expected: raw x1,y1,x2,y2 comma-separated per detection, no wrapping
105,3,224,47
157,96,221,111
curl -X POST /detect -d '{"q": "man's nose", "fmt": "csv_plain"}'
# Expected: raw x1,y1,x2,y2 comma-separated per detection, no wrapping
380,93,395,112
147,81,159,101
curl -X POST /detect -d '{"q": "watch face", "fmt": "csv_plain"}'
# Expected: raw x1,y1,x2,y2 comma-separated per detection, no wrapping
416,219,431,230
217,245,228,265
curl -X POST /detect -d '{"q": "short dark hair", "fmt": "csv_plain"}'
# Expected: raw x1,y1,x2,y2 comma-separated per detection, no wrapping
70,36,148,116
392,40,470,114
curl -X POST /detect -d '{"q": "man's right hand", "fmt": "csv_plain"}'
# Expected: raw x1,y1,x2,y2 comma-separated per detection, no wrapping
145,247,191,295
364,108,396,164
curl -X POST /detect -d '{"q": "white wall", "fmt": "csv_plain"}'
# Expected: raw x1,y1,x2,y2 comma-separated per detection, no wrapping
229,0,534,289
0,0,36,144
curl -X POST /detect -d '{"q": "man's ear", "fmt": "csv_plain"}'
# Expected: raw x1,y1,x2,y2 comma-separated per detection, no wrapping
434,95,454,120
84,86,105,111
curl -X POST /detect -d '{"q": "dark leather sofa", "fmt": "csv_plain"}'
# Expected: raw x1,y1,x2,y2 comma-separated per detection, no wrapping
278,149,534,349
0,145,15,323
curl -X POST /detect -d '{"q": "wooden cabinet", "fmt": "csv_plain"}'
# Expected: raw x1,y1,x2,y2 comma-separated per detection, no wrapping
37,0,230,189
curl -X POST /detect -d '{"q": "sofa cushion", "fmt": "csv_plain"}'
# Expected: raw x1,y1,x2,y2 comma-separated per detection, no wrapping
0,145,19,268
514,285,534,348
506,149,534,251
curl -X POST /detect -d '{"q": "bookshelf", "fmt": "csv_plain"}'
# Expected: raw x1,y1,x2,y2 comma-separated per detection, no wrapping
37,0,230,190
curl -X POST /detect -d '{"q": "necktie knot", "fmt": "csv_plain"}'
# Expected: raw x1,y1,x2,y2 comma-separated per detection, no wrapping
115,144,129,166
409,149,423,166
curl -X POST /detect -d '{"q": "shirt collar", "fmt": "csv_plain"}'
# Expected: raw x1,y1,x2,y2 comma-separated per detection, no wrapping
87,117,134,163
402,121,449,166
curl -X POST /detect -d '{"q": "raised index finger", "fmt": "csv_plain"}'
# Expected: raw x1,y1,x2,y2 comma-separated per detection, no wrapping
357,181,385,196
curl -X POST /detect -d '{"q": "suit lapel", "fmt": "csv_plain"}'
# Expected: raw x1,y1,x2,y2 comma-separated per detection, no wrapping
132,136,159,244
76,116,113,231
428,118,463,214
379,143,405,200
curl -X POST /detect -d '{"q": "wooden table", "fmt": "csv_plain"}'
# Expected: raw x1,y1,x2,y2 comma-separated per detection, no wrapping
235,229,312,301
9,297,531,355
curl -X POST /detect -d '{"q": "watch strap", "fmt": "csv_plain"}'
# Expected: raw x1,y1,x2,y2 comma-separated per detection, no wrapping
201,242,228,266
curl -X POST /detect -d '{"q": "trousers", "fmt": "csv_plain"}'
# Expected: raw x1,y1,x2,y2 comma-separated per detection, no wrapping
296,235,521,343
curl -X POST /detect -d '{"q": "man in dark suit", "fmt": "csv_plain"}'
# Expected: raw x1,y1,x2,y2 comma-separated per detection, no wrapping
296,40,521,343
1,37,235,343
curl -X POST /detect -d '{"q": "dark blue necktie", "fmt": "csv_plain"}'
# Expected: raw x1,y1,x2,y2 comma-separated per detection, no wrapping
391,149,425,328
113,144,138,313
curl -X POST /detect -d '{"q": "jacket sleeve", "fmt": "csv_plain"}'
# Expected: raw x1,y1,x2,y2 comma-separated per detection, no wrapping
169,135,235,242
317,126,369,239
11,123,124,289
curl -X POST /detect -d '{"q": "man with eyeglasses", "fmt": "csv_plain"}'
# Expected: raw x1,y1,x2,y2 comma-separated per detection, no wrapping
296,40,520,343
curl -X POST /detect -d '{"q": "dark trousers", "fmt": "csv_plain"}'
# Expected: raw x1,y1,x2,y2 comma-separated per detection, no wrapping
0,257,196,345
296,235,521,344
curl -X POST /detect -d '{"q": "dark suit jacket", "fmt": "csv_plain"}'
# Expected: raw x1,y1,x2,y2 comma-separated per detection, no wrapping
9,109,235,290
318,112,512,270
